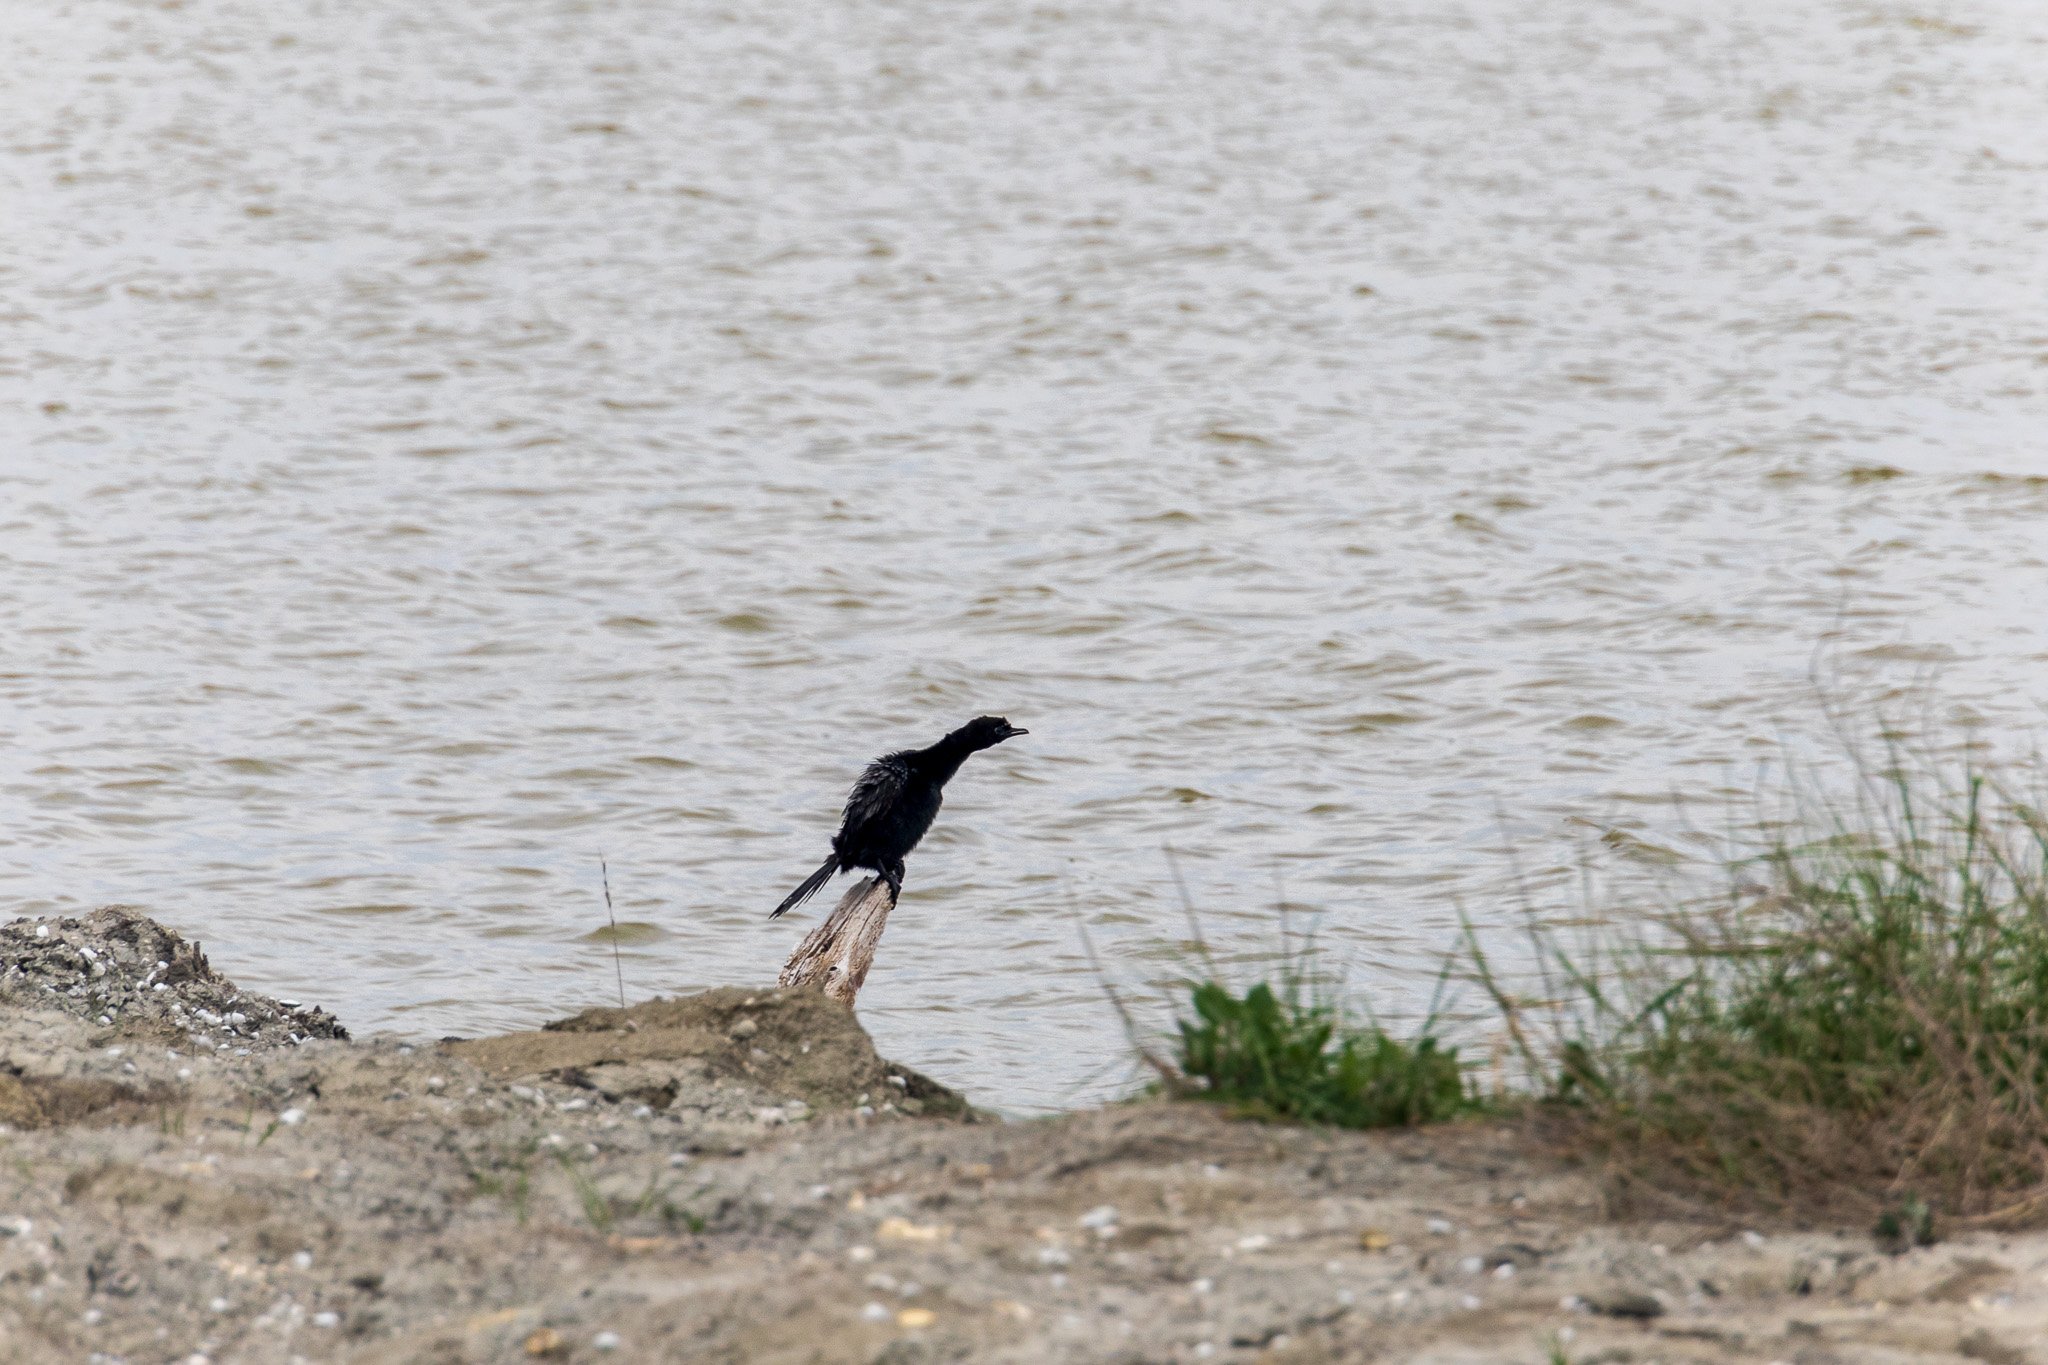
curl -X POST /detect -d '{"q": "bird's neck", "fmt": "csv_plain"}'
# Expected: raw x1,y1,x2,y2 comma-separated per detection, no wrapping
912,726,984,785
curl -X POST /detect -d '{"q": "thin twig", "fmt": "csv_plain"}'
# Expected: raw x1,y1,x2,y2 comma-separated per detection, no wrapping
601,857,626,1010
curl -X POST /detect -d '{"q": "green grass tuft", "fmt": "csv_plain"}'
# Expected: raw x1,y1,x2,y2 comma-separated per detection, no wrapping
1172,978,1474,1129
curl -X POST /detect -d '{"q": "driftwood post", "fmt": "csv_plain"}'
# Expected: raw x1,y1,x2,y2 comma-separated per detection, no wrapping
777,876,897,1006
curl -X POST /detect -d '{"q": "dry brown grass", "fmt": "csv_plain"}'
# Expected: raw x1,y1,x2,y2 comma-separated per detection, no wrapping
1476,749,2048,1229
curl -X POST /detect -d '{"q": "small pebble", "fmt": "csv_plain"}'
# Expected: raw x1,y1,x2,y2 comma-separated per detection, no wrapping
861,1302,891,1323
278,1108,306,1127
1426,1218,1454,1235
209,1297,230,1313
847,1246,875,1263
312,1311,339,1328
292,1251,314,1271
1078,1205,1118,1230
592,1332,621,1352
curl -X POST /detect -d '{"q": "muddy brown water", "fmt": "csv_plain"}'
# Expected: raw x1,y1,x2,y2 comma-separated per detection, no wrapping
4,0,2047,1110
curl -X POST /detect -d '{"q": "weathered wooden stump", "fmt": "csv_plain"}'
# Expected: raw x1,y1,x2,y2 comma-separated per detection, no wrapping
777,876,897,1006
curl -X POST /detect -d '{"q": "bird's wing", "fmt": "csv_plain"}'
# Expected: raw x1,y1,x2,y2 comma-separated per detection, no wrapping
841,753,911,832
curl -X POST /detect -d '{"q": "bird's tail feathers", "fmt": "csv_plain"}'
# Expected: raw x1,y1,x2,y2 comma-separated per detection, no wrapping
771,856,839,918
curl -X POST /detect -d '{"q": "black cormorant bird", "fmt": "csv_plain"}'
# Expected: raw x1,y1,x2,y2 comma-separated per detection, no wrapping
771,715,1027,917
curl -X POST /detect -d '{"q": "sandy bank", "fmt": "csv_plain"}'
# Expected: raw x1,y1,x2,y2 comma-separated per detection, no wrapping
1,908,2044,1364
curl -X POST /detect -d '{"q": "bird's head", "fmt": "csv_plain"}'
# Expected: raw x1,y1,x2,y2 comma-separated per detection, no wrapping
962,715,1028,749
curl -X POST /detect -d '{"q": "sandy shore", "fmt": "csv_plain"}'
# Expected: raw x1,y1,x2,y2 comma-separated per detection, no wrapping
1,908,2044,1364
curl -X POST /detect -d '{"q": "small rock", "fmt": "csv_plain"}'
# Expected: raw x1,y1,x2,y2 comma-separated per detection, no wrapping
1483,1243,1545,1270
729,1018,759,1040
523,1326,566,1357
1587,1290,1665,1320
312,1311,339,1328
875,1218,946,1243
896,1307,935,1329
861,1302,891,1323
592,1331,622,1352
1078,1205,1118,1230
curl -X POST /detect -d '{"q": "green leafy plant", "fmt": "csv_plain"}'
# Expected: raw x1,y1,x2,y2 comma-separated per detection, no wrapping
1175,979,1470,1128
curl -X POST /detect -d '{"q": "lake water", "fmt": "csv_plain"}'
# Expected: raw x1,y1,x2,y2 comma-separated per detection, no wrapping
5,0,2047,1110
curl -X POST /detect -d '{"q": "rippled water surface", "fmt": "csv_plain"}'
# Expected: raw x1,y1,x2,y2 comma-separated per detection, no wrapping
6,0,2048,1109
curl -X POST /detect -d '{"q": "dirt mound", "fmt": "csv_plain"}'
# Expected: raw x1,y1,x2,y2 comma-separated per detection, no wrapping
449,986,968,1117
0,1071,161,1130
0,906,347,1050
